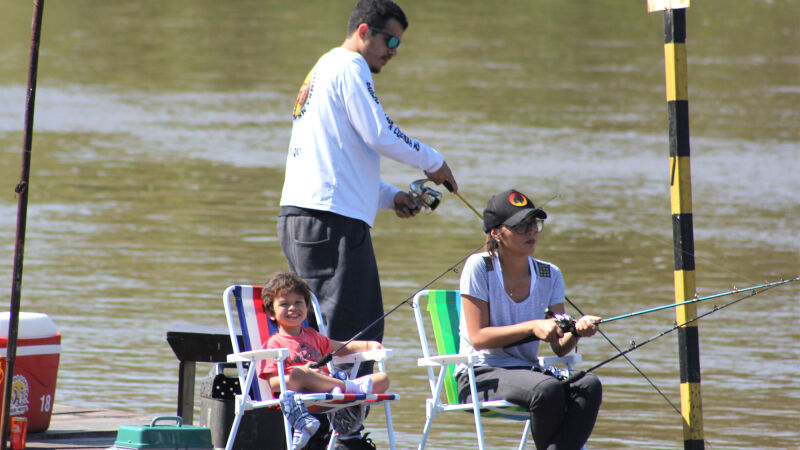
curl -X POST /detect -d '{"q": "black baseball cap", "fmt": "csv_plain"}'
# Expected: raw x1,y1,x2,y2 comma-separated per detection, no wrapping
483,189,547,233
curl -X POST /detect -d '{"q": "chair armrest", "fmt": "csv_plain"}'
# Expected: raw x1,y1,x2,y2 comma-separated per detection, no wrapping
333,349,393,364
538,353,582,366
418,354,478,367
227,348,289,363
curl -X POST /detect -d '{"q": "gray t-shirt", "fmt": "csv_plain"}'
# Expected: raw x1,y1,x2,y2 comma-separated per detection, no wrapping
456,252,565,374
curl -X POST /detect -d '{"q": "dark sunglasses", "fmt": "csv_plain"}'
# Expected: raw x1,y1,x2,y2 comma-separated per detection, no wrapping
371,28,401,49
507,218,544,235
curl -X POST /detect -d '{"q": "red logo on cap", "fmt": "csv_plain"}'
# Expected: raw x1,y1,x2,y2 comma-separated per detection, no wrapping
508,191,528,207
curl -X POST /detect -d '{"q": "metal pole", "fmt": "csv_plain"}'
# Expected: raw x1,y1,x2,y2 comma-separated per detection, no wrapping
3,1,45,447
661,6,704,449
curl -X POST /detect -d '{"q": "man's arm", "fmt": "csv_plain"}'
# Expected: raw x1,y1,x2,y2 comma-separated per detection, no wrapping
342,60,449,175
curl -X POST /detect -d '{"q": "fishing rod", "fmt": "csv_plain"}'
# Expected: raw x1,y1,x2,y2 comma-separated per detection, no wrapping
310,242,485,368
578,275,799,375
595,277,799,325
443,181,482,219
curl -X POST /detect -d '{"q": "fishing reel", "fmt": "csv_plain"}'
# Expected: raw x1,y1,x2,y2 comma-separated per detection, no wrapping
546,308,578,335
408,179,443,212
541,364,570,381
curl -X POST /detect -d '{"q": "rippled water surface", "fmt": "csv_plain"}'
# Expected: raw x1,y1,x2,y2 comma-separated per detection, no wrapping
1,1,798,448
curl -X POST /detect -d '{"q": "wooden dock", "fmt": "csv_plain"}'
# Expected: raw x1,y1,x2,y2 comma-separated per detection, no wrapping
26,330,238,448
26,404,155,449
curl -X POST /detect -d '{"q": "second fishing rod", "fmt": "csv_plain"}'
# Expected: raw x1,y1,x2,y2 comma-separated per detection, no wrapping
311,179,486,367
310,241,483,368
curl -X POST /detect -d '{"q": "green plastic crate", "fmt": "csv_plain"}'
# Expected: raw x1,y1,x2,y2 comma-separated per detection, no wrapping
114,416,213,449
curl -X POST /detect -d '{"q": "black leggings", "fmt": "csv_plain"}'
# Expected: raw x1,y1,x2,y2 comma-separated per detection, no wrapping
456,366,602,450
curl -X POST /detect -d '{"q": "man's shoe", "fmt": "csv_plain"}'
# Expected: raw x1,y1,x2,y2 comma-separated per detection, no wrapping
334,432,377,449
332,404,366,436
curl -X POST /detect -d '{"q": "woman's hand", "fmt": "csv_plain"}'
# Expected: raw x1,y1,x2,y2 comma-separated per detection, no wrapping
574,315,602,337
531,319,562,343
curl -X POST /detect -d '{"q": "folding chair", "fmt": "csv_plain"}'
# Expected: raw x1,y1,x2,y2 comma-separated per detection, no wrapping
223,285,398,450
412,289,582,450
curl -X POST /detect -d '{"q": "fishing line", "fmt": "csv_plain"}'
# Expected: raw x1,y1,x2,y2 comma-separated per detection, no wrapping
439,185,681,412
313,184,544,367
584,276,798,374
564,296,682,416
311,242,485,368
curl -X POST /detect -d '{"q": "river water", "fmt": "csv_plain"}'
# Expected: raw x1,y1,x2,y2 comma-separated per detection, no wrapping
1,1,798,448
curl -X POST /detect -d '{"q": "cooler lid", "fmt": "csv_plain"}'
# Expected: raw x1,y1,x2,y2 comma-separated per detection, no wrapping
115,416,213,449
0,312,58,339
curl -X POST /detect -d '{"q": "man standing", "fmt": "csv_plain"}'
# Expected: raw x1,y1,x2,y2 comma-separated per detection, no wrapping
278,1,457,447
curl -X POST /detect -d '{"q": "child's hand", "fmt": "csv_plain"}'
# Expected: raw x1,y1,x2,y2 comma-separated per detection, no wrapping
302,362,323,373
366,341,384,351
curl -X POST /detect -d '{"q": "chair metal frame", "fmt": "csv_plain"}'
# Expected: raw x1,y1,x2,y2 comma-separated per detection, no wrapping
223,285,397,450
412,289,581,450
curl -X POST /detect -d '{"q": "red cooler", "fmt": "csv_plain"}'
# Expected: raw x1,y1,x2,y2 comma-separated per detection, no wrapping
1,312,61,433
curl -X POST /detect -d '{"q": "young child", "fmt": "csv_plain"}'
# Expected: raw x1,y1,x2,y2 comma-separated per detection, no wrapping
259,272,390,448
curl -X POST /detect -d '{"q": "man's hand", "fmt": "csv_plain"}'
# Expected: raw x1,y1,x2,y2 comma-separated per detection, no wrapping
393,191,420,218
424,160,458,193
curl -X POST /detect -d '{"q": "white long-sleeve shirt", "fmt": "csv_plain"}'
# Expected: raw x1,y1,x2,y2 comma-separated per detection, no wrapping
280,47,444,227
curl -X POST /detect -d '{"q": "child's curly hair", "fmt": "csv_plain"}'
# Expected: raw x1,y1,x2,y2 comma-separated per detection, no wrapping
261,272,312,316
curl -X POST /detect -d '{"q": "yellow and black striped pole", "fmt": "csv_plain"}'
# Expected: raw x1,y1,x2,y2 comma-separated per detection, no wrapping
660,4,705,449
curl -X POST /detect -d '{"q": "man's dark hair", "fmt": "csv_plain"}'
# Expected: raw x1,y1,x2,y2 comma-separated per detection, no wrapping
347,0,408,35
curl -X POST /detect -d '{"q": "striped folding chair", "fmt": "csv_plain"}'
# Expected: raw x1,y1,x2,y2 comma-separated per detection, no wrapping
412,289,582,450
223,285,398,450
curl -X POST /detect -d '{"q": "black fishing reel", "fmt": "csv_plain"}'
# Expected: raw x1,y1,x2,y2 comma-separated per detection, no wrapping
546,308,578,336
408,179,442,212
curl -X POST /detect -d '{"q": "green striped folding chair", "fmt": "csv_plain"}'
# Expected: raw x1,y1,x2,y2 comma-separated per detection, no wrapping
412,289,582,450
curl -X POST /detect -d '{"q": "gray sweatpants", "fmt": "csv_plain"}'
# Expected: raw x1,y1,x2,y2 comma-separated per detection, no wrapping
278,207,384,350
456,365,602,450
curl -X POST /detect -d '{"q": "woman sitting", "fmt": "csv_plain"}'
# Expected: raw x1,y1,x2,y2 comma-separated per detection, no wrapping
456,189,603,450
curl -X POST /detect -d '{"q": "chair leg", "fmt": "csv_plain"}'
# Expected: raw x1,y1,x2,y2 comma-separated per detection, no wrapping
418,399,437,450
467,369,486,450
326,426,338,450
518,419,530,450
471,406,486,450
225,397,246,450
282,407,294,450
384,400,396,450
